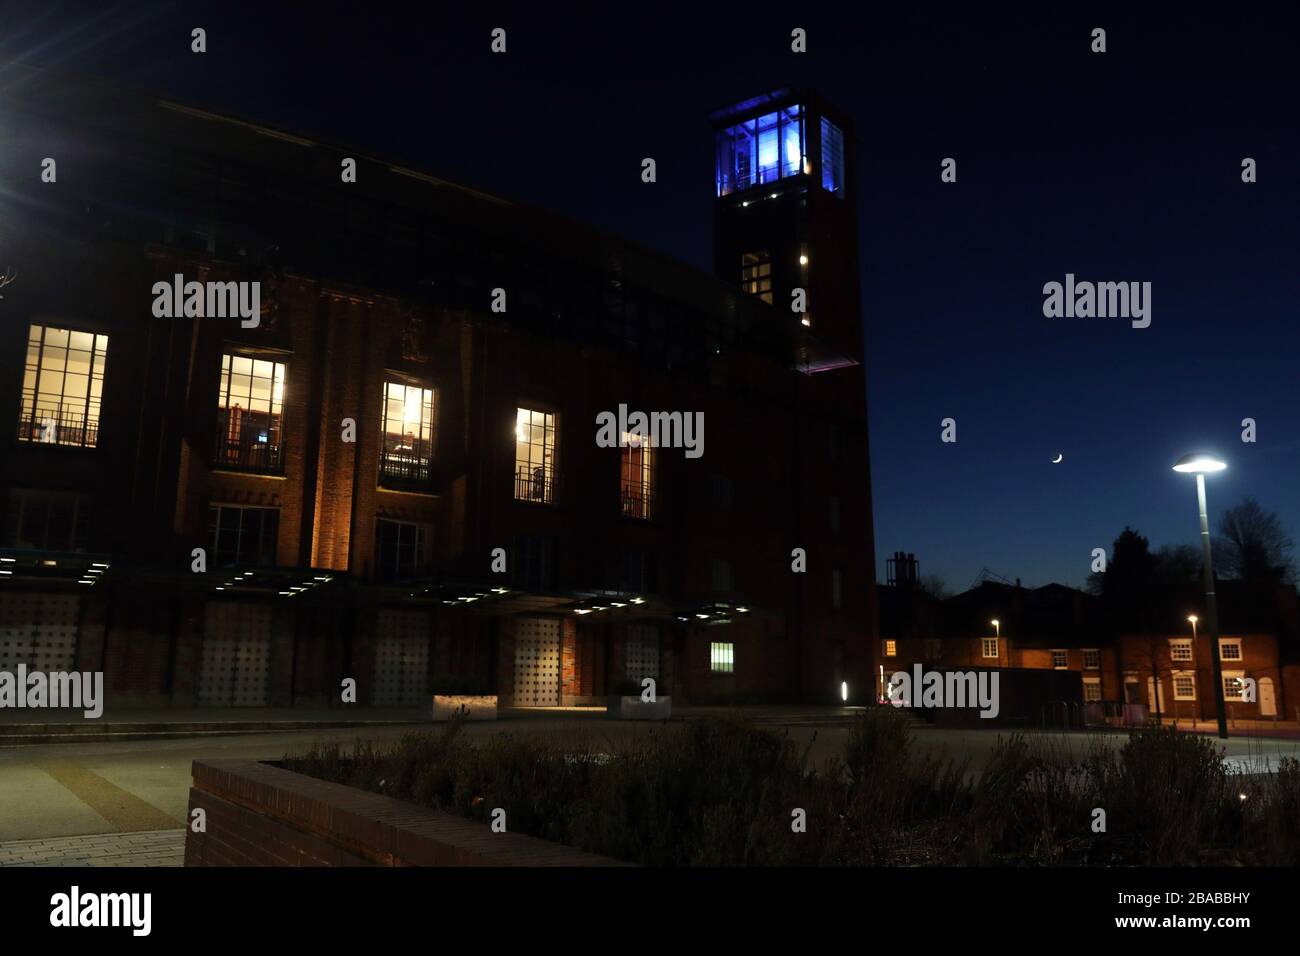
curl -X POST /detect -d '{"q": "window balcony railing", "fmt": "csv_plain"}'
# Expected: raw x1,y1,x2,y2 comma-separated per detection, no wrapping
215,409,283,472
380,440,432,486
16,404,99,448
621,487,656,521
514,468,554,505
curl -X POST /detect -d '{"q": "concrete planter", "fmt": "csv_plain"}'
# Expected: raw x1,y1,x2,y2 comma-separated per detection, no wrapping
606,695,671,720
432,694,498,721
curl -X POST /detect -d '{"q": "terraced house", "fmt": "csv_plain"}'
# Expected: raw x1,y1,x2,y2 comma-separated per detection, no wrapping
879,553,1300,725
0,72,878,709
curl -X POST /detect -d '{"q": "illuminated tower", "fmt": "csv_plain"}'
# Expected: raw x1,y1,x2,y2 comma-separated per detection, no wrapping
710,89,862,364
710,89,877,705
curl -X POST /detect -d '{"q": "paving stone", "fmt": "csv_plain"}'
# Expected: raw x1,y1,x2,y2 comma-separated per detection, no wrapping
0,829,185,867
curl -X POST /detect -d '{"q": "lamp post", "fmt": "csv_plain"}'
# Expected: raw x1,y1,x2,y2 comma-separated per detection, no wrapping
1187,614,1199,728
1172,453,1229,739
991,619,1000,661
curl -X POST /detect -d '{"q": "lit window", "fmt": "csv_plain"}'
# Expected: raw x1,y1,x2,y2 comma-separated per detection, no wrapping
216,354,286,471
5,489,90,551
1222,673,1245,701
514,407,556,504
1083,678,1102,702
19,325,108,448
820,117,846,197
208,505,279,567
1173,673,1197,701
380,381,435,486
982,637,999,659
1082,648,1100,670
375,518,428,580
1051,649,1068,669
740,251,773,304
882,639,897,657
620,432,654,519
715,105,805,196
710,642,734,674
1170,640,1193,662
1219,640,1243,661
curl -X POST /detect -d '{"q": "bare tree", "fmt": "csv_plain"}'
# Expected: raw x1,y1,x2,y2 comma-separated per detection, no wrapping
918,574,950,600
0,267,15,298
1216,496,1295,585
1125,636,1170,724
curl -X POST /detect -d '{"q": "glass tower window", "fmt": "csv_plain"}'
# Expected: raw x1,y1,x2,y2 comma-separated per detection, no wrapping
716,105,805,196
821,117,846,198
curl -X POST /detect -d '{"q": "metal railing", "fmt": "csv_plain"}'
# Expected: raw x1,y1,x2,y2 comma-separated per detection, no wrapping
215,409,282,472
514,468,554,505
16,405,99,448
380,440,432,485
621,487,656,520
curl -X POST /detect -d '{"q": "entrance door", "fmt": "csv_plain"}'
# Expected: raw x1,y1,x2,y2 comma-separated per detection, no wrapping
1259,677,1277,717
513,617,561,706
198,602,272,706
1147,676,1162,713
0,592,79,673
373,609,430,707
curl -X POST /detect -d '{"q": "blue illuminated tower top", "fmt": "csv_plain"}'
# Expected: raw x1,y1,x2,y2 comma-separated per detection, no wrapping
709,89,860,363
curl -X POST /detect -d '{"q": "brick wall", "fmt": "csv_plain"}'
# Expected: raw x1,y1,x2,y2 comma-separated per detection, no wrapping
185,759,624,867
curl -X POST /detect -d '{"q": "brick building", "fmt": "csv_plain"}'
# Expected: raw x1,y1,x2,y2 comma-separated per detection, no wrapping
0,71,879,708
879,553,1300,723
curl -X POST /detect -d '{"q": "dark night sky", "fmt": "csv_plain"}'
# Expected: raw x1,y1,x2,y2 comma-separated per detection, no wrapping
5,3,1299,591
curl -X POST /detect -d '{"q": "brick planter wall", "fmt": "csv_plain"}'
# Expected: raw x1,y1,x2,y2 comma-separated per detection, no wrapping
185,759,625,867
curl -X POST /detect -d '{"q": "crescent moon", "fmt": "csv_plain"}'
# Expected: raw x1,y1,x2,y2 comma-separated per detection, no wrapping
1052,453,1063,463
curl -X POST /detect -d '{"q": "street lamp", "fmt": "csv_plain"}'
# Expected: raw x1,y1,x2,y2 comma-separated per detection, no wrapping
1173,452,1229,739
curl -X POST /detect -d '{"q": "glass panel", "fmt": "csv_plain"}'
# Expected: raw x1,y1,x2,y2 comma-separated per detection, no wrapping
755,112,779,183
821,117,846,197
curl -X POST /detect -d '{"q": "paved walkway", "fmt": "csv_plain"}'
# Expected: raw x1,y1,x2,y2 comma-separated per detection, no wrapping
0,705,427,726
0,829,185,867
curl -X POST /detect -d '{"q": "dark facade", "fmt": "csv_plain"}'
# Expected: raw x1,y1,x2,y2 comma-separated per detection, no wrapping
0,70,878,708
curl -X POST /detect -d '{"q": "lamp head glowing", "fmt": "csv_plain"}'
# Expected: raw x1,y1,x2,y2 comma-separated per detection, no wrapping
990,619,999,627
1187,614,1198,624
1172,453,1227,474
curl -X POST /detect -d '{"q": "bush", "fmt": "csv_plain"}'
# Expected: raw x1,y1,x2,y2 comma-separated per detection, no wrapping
284,718,1300,866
